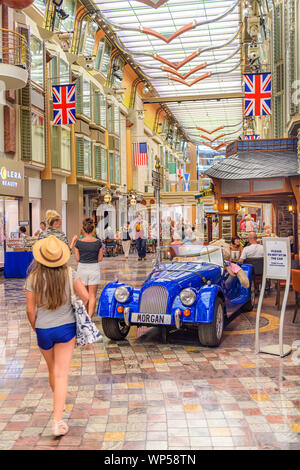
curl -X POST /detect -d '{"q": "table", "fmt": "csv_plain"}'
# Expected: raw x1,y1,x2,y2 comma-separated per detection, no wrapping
4,251,34,278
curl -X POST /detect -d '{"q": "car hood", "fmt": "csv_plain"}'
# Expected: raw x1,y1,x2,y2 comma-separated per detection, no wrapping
144,262,222,290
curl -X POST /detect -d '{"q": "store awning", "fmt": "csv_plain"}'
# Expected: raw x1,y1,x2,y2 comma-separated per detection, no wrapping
205,150,298,180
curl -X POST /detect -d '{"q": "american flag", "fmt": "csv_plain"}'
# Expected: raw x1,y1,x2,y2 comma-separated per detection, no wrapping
245,135,260,140
52,84,76,125
133,142,148,166
244,73,271,116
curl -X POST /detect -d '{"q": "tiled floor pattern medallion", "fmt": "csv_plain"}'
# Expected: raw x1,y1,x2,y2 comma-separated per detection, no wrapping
0,254,300,450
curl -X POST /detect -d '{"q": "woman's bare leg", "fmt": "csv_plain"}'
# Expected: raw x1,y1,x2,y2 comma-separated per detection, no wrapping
52,337,76,423
39,347,55,392
87,285,98,319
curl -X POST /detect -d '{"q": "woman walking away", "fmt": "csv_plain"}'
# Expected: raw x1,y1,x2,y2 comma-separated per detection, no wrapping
73,217,103,318
26,235,89,437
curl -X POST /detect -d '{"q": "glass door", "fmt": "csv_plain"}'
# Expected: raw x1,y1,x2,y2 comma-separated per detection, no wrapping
0,199,4,267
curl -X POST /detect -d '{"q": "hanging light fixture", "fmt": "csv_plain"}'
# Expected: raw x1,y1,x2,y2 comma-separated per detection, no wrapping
223,201,229,211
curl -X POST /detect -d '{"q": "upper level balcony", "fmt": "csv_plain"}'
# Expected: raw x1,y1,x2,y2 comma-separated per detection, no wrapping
144,178,212,195
0,28,30,90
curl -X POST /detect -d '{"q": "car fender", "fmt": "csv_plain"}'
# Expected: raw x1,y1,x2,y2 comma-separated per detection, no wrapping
195,285,225,324
97,283,140,318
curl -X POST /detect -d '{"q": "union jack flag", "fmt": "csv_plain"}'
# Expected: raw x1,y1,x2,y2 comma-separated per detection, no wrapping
244,73,271,116
52,84,76,125
245,134,260,140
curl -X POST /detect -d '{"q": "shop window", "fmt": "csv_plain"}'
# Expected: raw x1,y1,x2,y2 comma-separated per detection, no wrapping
78,20,87,54
100,94,107,128
95,145,101,180
76,136,84,175
51,55,59,85
30,36,43,87
110,56,125,89
93,89,101,126
33,0,47,14
101,40,112,76
107,103,114,133
101,147,108,181
114,105,120,135
75,75,83,114
84,139,92,176
82,79,91,119
115,153,121,184
61,128,71,171
32,111,45,164
52,125,60,167
109,152,114,184
62,0,76,33
60,58,69,84
95,38,104,71
85,21,97,57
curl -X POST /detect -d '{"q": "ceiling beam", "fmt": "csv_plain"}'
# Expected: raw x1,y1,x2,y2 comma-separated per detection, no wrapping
143,92,244,104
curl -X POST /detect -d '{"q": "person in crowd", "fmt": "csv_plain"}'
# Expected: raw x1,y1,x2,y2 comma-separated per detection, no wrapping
25,235,89,437
38,210,72,252
245,215,255,232
73,217,103,318
231,236,243,259
132,212,148,261
239,231,264,262
19,226,28,239
183,226,196,244
34,221,46,237
239,216,246,232
121,221,131,261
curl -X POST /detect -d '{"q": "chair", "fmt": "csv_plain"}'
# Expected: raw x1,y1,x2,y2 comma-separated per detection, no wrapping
291,269,300,323
244,257,264,293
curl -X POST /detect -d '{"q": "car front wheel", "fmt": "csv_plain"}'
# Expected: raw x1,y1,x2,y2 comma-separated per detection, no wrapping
197,297,224,347
101,318,130,340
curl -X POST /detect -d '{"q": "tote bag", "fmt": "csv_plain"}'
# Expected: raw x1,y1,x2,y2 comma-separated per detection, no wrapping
68,268,102,347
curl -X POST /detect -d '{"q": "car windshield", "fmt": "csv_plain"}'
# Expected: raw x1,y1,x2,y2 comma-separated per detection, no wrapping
170,245,223,267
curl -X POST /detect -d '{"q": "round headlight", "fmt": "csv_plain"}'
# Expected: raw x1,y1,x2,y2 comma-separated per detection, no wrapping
180,288,196,306
115,286,130,303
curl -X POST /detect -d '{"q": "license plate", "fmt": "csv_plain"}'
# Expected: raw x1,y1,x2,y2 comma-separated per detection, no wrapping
131,312,172,325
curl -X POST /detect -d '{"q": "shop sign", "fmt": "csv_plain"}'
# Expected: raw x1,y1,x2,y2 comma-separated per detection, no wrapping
0,158,24,197
265,238,289,279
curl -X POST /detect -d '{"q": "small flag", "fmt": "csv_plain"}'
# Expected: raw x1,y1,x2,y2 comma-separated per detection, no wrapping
52,84,76,125
245,135,260,140
133,142,148,166
177,168,183,178
184,173,190,192
244,73,271,116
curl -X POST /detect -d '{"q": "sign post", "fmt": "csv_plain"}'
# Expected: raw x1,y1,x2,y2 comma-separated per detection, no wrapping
152,167,162,266
255,237,291,357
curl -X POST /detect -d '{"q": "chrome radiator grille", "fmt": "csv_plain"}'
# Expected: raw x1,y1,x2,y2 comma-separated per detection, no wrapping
139,286,169,314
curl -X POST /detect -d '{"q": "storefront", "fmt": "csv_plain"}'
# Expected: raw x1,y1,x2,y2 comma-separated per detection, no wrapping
0,157,25,267
206,138,299,249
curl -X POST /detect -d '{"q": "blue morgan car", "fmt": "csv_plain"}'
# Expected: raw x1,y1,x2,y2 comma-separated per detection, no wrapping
97,245,254,346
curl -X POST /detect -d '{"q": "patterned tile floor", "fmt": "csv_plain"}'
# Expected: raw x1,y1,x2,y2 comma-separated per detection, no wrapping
0,253,300,450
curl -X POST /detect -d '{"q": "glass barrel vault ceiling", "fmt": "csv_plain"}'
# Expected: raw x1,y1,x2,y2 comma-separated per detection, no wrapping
97,0,243,144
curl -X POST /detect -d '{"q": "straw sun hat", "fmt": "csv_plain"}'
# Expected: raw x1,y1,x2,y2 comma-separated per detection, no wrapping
32,235,70,268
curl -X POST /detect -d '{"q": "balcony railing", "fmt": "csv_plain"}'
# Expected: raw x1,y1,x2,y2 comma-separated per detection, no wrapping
0,28,30,89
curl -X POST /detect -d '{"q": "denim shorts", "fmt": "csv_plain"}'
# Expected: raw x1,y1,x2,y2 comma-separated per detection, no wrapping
35,323,76,351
